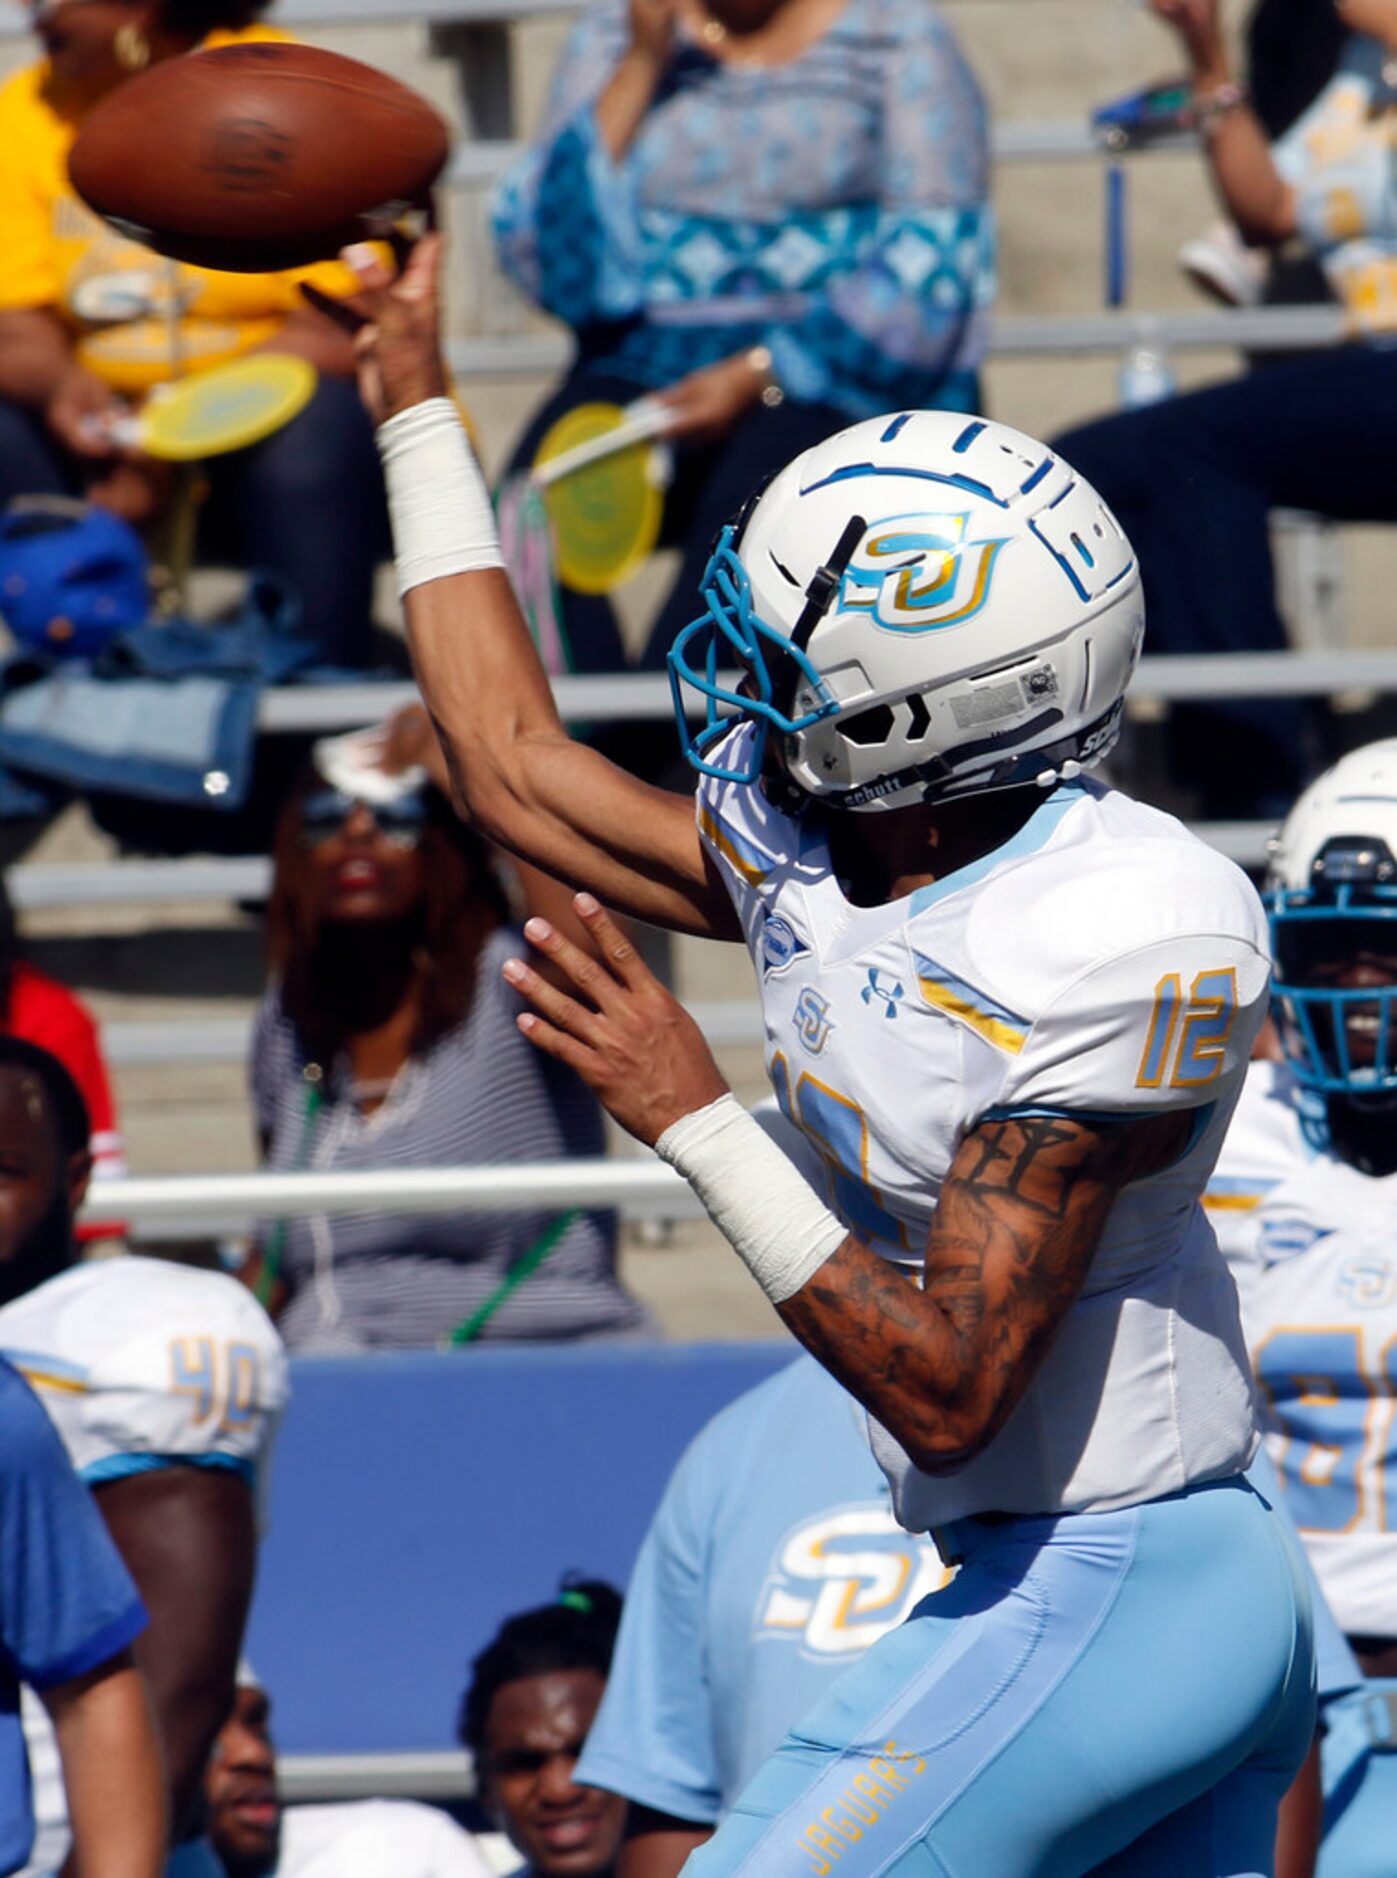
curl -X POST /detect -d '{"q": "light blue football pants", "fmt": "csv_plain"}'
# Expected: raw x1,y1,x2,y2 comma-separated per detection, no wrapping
684,1477,1315,1878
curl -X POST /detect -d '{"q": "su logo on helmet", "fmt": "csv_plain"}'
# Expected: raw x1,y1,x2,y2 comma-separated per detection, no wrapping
837,513,1009,635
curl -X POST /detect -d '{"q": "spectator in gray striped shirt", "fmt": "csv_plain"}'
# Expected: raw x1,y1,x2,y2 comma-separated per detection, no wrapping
244,754,652,1351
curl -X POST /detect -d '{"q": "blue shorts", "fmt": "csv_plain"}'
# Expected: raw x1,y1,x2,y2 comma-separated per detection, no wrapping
684,1477,1315,1878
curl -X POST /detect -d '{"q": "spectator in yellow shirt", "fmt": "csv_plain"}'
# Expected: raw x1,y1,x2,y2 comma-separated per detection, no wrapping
0,0,392,667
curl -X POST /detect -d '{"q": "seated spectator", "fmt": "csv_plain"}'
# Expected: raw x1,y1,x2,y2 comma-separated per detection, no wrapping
246,734,651,1351
0,0,390,668
459,1582,627,1878
0,1035,288,1875
1179,0,1344,310
206,1668,491,1878
1054,0,1397,818
0,1355,163,1878
1246,0,1348,141
0,872,125,1191
491,0,993,693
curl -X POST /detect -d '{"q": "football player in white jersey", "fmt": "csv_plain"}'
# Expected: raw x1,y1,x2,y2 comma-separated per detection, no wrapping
344,237,1313,1875
0,1037,288,1878
1207,741,1397,1877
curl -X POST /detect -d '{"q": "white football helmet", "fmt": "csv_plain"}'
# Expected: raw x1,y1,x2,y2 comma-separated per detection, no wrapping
667,410,1144,812
1267,739,1397,1101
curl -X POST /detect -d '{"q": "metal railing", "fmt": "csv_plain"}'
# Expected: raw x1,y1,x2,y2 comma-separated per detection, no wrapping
80,1157,698,1226
440,301,1349,380
278,1751,475,1804
252,648,1397,739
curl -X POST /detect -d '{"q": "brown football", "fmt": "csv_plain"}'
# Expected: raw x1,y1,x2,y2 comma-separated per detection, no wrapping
68,42,451,273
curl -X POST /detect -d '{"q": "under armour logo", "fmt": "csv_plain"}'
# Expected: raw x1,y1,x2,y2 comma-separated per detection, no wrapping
861,969,905,1019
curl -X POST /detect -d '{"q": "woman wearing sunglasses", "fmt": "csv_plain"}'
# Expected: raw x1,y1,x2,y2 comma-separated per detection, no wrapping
244,735,651,1351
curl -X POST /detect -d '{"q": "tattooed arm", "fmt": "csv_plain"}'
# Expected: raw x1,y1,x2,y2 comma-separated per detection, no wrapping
781,1107,1189,1472
503,896,1192,1474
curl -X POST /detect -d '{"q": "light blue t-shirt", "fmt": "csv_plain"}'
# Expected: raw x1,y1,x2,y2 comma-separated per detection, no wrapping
578,1357,1356,1828
576,1355,946,1822
0,1358,146,1875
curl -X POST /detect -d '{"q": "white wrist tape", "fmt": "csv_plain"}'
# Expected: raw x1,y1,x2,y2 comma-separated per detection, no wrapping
376,398,503,597
655,1094,847,1304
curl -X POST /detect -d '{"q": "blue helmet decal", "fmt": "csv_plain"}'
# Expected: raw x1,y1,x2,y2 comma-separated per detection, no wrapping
667,526,840,786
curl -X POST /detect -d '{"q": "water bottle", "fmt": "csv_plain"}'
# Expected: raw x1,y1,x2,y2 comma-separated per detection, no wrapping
1118,343,1178,410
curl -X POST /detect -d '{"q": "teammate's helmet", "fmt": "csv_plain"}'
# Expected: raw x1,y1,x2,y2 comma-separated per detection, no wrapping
1267,740,1397,1101
667,411,1144,812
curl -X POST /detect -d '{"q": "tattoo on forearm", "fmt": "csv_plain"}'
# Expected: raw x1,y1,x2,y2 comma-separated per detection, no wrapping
776,1113,1148,1469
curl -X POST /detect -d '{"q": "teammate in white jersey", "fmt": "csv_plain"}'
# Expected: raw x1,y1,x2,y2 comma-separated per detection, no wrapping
1208,741,1397,1877
0,1037,288,1878
343,235,1313,1875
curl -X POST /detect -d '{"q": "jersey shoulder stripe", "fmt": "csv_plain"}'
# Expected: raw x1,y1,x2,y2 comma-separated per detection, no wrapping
913,953,1029,1054
6,1349,89,1394
697,802,773,887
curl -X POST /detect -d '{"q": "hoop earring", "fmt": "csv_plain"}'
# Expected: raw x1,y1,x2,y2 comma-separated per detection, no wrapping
113,22,151,72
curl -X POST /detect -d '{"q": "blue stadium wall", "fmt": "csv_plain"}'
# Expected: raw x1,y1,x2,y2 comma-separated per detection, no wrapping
247,1340,797,1755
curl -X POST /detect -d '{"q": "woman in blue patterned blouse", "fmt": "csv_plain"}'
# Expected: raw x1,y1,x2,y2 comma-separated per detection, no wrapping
492,0,994,698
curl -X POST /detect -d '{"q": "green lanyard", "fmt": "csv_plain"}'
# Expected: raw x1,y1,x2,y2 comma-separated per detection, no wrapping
257,1060,582,1341
256,1064,324,1311
449,1207,582,1346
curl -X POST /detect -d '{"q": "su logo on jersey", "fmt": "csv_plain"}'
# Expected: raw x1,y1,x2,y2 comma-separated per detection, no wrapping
794,988,836,1056
837,514,1008,634
756,1508,950,1656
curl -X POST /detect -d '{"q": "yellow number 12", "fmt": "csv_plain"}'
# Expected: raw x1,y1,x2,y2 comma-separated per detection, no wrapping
1136,967,1239,1090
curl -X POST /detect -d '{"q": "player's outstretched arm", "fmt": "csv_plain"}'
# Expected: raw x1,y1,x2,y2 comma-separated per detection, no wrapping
44,1653,166,1878
95,1469,257,1844
507,901,1189,1470
338,238,737,940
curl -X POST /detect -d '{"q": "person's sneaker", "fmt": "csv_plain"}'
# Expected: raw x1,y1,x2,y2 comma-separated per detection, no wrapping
1178,222,1268,306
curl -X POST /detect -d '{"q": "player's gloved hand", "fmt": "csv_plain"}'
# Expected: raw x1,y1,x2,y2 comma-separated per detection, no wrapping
503,894,730,1147
329,231,450,428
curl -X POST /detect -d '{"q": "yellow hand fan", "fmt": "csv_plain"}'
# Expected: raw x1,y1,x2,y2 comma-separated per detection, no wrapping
109,353,318,461
532,397,672,595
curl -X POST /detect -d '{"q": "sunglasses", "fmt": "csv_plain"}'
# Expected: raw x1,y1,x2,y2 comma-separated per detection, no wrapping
298,788,429,849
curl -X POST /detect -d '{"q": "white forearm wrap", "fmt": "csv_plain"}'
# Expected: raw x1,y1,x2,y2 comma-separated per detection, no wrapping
655,1094,847,1304
376,398,503,597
